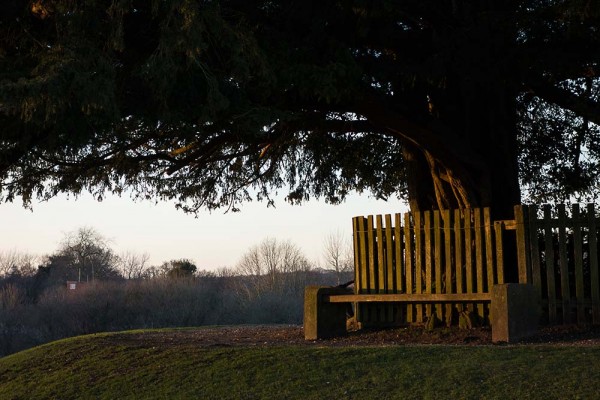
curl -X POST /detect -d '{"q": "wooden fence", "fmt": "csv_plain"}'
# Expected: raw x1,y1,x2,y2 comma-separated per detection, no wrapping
352,208,505,327
515,204,600,326
352,203,600,328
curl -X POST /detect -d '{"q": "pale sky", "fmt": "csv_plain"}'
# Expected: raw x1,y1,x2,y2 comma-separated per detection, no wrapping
0,191,408,271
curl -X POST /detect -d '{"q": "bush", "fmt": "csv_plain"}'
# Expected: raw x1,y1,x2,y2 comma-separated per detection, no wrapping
0,270,342,357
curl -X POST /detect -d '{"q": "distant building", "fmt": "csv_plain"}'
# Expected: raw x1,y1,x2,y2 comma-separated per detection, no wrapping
66,281,83,290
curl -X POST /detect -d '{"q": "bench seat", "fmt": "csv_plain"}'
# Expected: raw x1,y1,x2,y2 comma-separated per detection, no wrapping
304,283,540,344
325,293,491,303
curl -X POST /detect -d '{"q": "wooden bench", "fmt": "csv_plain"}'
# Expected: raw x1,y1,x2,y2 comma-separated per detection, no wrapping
304,284,540,344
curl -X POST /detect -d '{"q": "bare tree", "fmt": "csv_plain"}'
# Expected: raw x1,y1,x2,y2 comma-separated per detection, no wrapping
118,251,150,279
236,237,313,298
59,226,119,282
0,249,39,278
323,230,354,285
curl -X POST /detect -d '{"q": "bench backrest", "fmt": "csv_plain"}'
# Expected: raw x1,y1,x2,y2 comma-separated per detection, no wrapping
352,208,504,325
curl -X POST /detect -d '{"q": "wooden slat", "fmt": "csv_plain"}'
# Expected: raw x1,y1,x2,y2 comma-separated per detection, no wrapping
384,214,394,323
572,204,585,325
587,204,600,324
356,217,368,294
558,204,571,324
514,205,531,284
474,208,485,317
424,211,433,318
434,210,443,319
484,208,495,291
529,205,543,299
326,293,492,303
494,221,505,285
367,215,376,296
376,215,385,294
404,213,414,322
443,209,453,324
465,208,474,313
352,217,361,293
354,216,369,324
385,214,394,294
366,215,378,324
543,205,557,324
394,213,404,323
414,211,423,322
455,210,464,293
394,213,404,294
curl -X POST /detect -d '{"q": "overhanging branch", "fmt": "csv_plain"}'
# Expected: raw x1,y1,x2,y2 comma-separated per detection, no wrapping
526,82,600,127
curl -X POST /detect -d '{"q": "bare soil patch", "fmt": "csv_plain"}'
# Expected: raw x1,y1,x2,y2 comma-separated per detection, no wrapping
105,323,600,348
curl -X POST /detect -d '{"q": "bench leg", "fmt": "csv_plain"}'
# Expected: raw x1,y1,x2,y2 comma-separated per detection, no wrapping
491,283,540,343
304,286,352,340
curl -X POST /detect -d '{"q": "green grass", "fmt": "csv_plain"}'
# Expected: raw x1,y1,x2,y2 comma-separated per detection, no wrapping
1,329,599,400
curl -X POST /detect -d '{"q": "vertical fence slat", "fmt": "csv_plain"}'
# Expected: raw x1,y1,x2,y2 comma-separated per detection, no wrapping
483,208,494,319
385,214,394,294
474,208,485,318
435,210,443,319
364,215,377,325
424,211,433,318
354,216,369,323
352,217,360,294
484,208,495,290
587,204,600,324
494,221,505,285
465,208,474,313
443,209,453,325
558,204,571,324
376,215,386,294
414,211,423,323
543,205,557,324
384,214,395,323
455,210,464,293
404,213,414,322
529,205,543,300
394,213,404,294
375,215,387,323
356,217,368,294
394,213,404,323
515,205,531,284
572,205,585,325
367,215,377,296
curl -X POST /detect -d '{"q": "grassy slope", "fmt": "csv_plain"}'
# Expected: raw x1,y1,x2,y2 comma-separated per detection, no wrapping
0,330,599,400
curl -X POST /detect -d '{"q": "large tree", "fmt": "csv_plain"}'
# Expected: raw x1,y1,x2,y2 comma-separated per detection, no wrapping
1,0,599,222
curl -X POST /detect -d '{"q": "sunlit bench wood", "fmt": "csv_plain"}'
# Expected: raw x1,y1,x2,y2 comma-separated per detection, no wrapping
304,284,539,344
324,293,491,303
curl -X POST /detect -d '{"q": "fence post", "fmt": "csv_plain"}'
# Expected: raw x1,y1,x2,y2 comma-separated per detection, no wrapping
491,283,540,343
304,286,352,340
514,205,531,284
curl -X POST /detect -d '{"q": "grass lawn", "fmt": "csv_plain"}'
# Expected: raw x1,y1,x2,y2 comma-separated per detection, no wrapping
0,329,598,400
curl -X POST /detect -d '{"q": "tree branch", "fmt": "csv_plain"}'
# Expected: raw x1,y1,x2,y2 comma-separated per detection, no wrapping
526,81,600,126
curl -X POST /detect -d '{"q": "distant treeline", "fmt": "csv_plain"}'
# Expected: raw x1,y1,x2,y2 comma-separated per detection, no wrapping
0,228,355,356
0,268,350,357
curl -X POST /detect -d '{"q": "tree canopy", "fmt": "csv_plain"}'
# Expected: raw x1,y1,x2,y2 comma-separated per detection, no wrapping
1,1,599,219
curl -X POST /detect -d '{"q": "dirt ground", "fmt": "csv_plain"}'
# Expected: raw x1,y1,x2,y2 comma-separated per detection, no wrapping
108,323,600,348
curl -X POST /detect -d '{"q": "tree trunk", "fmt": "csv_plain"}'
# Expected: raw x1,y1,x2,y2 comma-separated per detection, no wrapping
400,80,521,221
392,1,521,221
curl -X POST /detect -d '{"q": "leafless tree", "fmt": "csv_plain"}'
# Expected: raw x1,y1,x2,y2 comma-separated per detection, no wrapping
0,249,39,278
323,230,354,285
236,237,313,298
118,251,150,279
59,226,119,282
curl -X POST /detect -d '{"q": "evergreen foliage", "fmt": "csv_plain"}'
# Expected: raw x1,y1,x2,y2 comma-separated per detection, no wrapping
1,1,599,218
